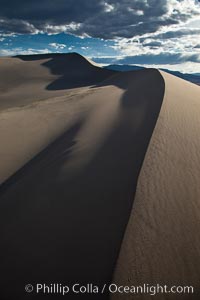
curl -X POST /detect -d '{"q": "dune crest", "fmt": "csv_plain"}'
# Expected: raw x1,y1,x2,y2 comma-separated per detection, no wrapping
0,54,165,299
0,53,115,110
1,53,200,299
112,71,200,299
0,53,116,183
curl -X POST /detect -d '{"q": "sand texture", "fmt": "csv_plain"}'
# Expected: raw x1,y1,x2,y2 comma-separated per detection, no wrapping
112,71,200,300
1,53,200,300
0,54,164,299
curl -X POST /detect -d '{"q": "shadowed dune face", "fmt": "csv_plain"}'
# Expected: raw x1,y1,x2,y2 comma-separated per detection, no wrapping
0,58,164,300
17,53,115,90
0,53,115,110
112,72,200,300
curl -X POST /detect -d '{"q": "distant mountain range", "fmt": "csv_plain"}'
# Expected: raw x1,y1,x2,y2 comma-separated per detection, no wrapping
105,65,200,86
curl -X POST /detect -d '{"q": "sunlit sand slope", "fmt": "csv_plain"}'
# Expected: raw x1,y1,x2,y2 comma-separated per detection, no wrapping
112,72,200,300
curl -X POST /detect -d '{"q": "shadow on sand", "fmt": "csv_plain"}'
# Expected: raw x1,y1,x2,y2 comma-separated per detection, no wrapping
0,55,165,300
15,53,116,90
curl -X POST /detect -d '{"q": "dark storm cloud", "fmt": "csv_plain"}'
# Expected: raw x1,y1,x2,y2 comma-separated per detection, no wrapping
0,0,199,38
0,18,37,34
0,0,103,34
0,0,100,22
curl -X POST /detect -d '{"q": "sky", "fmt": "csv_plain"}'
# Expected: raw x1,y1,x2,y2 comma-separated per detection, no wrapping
0,0,200,73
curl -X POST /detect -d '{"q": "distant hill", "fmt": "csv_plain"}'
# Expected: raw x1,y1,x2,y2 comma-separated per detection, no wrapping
104,64,144,72
105,64,200,85
161,69,200,86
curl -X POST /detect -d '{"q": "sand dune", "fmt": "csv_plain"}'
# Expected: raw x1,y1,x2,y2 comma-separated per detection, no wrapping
0,54,164,299
0,53,200,300
0,53,115,183
0,53,115,110
112,72,200,299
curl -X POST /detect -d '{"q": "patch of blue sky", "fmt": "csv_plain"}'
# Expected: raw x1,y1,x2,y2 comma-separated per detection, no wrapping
0,33,119,57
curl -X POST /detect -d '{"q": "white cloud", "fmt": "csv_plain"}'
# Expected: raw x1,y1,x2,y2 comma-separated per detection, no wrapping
127,8,144,16
109,13,200,66
92,55,200,73
140,62,200,74
49,43,66,50
44,23,81,35
0,48,50,56
103,2,115,12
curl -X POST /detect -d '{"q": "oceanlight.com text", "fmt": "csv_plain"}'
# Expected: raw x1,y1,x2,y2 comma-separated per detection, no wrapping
25,283,194,296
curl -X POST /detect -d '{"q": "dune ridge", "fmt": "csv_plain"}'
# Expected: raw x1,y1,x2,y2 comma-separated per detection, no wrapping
0,53,115,110
112,71,200,299
0,54,165,299
0,53,116,183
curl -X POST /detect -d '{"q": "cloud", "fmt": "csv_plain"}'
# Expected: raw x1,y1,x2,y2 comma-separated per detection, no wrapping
148,28,200,40
109,20,200,61
0,48,50,56
118,53,200,64
92,52,200,65
91,53,200,73
49,43,66,49
0,18,39,34
0,0,200,73
0,0,199,39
